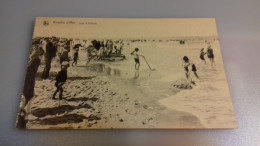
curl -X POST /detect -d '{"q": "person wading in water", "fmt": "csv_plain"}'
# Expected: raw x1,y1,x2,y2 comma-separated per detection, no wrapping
200,48,207,64
131,48,144,70
182,56,199,85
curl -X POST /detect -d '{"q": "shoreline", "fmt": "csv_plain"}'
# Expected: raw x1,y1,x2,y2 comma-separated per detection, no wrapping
24,67,206,129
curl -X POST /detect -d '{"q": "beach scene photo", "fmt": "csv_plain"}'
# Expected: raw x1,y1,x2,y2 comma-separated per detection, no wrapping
16,18,237,129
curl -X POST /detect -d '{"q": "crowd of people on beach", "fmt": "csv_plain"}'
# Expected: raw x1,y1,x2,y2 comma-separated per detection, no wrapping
27,37,215,100
55,39,125,66
27,37,126,100
18,37,217,128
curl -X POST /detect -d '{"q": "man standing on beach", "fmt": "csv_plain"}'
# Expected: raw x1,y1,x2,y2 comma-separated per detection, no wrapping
42,37,58,79
52,62,69,100
23,44,44,105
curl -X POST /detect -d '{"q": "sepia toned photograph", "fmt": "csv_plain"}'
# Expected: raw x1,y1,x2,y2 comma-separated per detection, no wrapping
16,17,237,129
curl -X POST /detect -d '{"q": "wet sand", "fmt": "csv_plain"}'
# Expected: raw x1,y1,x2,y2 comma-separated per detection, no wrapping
26,73,203,129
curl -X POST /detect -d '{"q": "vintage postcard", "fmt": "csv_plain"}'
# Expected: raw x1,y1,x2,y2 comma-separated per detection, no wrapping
16,17,237,129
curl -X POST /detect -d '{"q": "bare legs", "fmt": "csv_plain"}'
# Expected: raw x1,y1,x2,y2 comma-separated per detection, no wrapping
209,58,215,66
193,71,199,79
203,59,206,64
72,60,77,66
134,70,139,79
135,62,140,70
185,71,199,85
52,83,64,100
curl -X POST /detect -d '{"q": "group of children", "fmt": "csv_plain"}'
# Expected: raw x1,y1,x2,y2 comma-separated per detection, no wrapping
58,39,125,68
182,44,215,85
199,45,215,66
87,40,124,62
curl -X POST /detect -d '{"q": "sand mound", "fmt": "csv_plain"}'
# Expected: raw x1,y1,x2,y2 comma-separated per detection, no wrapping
172,79,192,89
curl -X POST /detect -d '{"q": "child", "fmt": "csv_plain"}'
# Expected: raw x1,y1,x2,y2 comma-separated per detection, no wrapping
200,48,207,64
131,48,143,70
52,62,69,100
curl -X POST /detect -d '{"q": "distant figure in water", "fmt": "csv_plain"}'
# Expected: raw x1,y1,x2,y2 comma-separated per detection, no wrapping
52,62,69,100
200,48,207,64
72,48,79,66
131,48,143,70
182,56,199,84
207,45,215,66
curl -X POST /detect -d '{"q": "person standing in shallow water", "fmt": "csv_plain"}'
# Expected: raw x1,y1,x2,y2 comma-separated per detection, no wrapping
52,62,69,100
182,56,199,84
207,45,215,66
131,48,143,70
200,48,207,64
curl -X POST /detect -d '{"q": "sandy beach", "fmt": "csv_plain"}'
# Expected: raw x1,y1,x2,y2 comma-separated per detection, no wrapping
20,38,236,129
